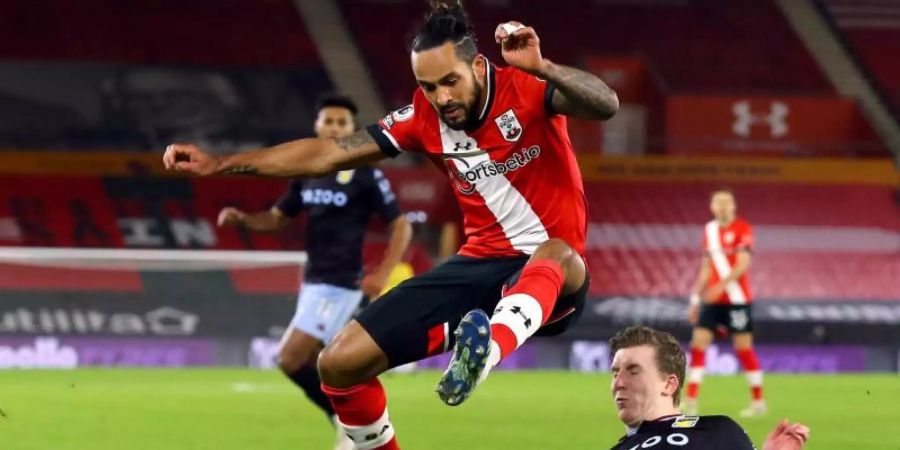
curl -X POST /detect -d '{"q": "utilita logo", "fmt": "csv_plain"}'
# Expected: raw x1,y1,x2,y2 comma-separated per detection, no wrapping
0,307,198,336
0,337,78,369
444,145,541,195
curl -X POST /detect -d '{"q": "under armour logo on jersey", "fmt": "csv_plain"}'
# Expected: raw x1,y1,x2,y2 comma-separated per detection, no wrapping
453,140,476,152
732,100,789,138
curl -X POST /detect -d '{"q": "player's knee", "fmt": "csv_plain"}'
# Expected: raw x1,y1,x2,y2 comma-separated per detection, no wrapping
317,344,363,388
691,332,713,349
278,346,317,374
732,335,754,350
535,238,584,293
535,238,575,262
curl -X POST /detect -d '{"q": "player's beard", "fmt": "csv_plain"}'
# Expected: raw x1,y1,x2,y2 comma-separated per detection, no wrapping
441,81,483,131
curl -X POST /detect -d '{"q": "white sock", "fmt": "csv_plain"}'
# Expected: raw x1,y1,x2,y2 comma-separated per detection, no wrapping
477,341,502,385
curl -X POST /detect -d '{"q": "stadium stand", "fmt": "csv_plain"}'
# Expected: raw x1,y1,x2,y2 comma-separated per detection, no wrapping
338,0,833,108
1,166,895,301
0,0,331,151
819,0,900,117
0,0,320,67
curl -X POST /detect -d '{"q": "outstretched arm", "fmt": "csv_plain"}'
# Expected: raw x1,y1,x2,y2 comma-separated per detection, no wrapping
163,129,387,178
495,22,619,120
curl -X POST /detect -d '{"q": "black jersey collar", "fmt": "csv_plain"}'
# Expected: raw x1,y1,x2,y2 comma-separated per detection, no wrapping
466,57,496,132
624,414,682,438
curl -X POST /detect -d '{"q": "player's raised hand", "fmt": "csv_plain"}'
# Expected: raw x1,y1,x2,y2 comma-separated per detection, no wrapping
763,419,810,450
163,143,219,176
494,21,546,74
217,207,247,227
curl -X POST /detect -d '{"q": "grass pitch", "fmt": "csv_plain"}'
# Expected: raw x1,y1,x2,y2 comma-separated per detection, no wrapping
0,369,896,449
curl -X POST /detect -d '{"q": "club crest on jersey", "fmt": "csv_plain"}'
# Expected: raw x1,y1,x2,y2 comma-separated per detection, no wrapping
724,231,735,244
671,416,699,429
495,108,523,142
392,105,414,122
336,170,355,185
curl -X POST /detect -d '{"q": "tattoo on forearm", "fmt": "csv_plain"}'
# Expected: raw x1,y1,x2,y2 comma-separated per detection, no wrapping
223,165,259,175
335,130,375,152
546,64,618,119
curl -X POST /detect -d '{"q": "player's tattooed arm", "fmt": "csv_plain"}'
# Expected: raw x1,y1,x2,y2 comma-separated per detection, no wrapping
539,61,619,120
493,22,617,120
334,130,377,152
165,130,387,178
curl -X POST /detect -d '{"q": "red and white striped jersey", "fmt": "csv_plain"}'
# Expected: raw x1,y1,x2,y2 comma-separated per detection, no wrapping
703,218,753,304
366,59,587,258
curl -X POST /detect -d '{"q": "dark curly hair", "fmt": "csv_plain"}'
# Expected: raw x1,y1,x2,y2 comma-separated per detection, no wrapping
409,1,478,63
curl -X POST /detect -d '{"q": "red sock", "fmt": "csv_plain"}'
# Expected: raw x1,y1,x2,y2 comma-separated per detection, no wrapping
737,348,764,401
691,347,707,368
490,260,564,359
686,347,706,400
686,382,699,399
751,385,763,401
321,378,399,450
736,348,761,372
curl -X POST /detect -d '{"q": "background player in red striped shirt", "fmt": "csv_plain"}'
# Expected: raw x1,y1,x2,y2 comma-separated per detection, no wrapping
685,189,765,417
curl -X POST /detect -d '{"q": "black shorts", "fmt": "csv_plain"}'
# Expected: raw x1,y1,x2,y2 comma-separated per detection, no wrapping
698,304,754,334
355,255,589,367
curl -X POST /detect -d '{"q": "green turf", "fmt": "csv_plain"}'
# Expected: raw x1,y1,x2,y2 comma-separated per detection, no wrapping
0,369,897,449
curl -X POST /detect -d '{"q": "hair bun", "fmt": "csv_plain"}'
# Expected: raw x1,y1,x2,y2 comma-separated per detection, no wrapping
429,0,463,12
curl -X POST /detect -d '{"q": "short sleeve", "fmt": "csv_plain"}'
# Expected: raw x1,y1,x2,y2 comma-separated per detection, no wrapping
737,223,754,251
366,103,422,157
512,69,556,117
369,169,401,223
273,180,305,217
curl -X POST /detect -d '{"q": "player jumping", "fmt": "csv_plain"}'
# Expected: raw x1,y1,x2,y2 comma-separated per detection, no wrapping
685,189,766,417
163,2,618,448
217,95,412,450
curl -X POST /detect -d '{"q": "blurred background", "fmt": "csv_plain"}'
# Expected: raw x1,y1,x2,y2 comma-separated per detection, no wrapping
0,0,897,428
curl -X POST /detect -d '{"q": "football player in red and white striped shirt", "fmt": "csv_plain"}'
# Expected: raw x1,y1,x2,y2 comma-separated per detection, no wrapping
685,189,766,418
163,2,618,448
